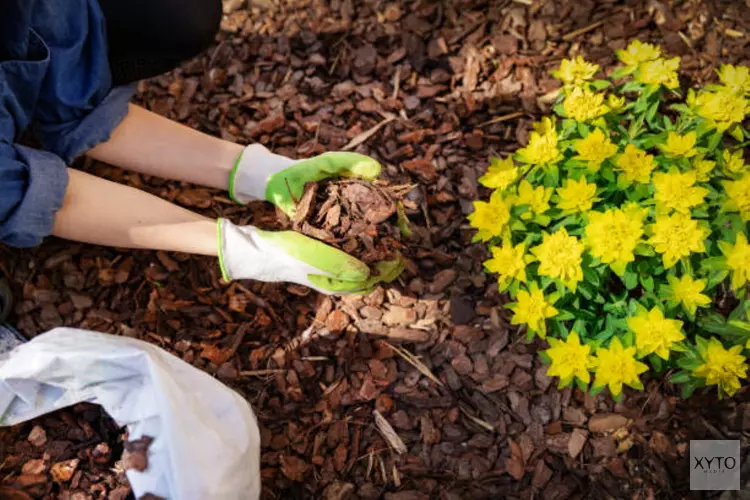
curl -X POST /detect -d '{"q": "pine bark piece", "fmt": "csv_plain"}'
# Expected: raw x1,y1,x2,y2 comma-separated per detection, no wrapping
588,414,629,433
122,436,153,472
373,410,407,455
292,180,401,269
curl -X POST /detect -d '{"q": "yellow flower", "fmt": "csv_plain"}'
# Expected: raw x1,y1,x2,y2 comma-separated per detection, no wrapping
723,173,750,222
607,94,625,110
652,171,708,214
479,156,518,190
719,232,750,291
515,180,553,219
628,307,685,360
636,57,680,88
717,64,750,95
723,150,746,176
590,337,648,397
545,332,592,387
659,131,697,158
517,130,563,166
508,283,558,337
621,201,650,221
573,128,618,171
532,117,556,135
468,190,511,242
615,144,656,184
664,275,711,316
616,40,662,69
563,87,608,122
648,213,709,268
485,242,528,292
556,177,598,213
585,207,645,276
693,338,748,398
531,228,584,291
692,88,749,132
692,156,715,182
552,56,599,86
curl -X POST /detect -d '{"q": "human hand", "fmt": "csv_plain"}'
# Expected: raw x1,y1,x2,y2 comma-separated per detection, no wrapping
228,145,381,217
217,218,379,294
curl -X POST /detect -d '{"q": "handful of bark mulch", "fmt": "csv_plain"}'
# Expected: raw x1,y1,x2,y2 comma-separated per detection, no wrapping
0,403,158,500
287,179,412,282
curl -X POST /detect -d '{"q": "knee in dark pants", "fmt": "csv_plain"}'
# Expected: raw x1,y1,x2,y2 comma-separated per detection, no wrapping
178,0,222,57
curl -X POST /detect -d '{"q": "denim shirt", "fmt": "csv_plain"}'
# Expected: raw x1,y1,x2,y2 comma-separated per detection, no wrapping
0,0,134,247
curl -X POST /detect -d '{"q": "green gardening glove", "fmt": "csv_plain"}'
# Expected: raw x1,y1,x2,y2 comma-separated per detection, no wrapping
217,219,403,295
228,145,381,217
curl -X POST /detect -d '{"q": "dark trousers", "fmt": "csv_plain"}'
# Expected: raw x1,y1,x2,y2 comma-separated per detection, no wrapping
97,0,222,86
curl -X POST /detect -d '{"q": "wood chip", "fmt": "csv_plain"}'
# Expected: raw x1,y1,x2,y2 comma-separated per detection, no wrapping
373,410,407,455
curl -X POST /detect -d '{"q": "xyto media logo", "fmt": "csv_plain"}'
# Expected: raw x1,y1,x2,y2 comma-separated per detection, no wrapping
690,440,740,490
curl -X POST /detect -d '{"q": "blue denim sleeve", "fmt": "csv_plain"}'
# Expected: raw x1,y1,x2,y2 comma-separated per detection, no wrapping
0,25,68,248
30,0,135,163
0,143,68,248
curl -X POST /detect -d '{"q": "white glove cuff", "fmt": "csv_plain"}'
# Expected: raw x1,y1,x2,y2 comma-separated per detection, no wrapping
228,144,296,204
217,219,329,290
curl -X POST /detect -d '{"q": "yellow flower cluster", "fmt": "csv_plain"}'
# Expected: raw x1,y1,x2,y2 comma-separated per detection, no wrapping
652,171,707,214
615,144,656,184
648,213,709,268
563,88,608,122
689,64,750,132
573,129,618,171
468,190,510,242
517,128,562,166
552,56,599,86
723,173,750,222
694,339,748,397
585,207,645,275
469,41,750,400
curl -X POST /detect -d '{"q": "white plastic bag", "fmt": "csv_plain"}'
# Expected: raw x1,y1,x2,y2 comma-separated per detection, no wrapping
0,327,261,500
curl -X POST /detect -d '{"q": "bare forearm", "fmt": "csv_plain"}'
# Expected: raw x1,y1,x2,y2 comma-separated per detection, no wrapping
52,169,218,256
87,104,244,190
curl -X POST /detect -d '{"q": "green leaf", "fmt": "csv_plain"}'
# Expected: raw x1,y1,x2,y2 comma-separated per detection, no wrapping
698,318,750,338
646,101,661,128
680,381,698,399
593,327,616,344
589,384,605,397
669,371,692,384
621,82,643,93
577,121,590,138
649,354,663,373
578,282,594,300
634,243,655,257
728,124,745,142
591,79,612,90
623,271,638,290
539,350,552,364
640,274,654,292
556,310,576,321
572,319,588,336
707,131,723,151
576,378,589,393
533,215,552,227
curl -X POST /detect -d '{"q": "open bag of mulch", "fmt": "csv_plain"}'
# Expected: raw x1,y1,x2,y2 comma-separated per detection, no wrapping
0,327,261,499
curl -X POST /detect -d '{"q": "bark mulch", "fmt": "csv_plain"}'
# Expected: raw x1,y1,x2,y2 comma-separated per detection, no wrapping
1,0,749,498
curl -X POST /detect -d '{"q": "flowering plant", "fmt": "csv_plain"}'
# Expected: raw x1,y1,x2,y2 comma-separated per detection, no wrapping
470,41,750,400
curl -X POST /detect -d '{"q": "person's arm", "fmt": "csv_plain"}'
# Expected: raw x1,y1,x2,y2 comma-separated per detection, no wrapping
87,104,381,217
51,169,375,294
87,104,243,190
52,168,218,255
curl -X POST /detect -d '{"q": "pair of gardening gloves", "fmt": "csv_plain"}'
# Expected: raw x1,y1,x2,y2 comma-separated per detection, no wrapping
218,145,399,295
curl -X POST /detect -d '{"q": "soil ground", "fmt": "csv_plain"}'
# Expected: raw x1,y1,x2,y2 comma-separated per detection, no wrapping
1,0,749,498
